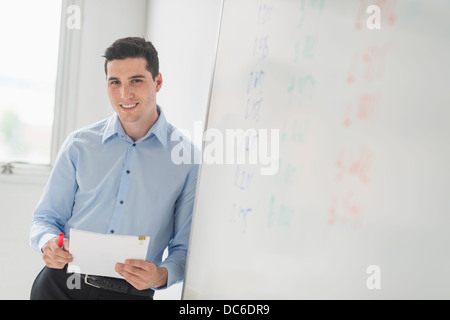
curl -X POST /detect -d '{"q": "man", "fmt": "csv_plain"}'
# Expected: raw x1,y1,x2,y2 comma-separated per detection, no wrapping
30,37,199,300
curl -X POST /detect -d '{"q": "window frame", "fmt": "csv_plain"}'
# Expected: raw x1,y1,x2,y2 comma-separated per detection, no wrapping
0,1,83,185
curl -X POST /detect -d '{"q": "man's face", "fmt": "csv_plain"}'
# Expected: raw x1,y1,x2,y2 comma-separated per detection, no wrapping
106,57,162,127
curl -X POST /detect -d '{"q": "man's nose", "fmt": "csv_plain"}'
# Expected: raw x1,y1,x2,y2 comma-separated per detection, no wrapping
120,84,134,100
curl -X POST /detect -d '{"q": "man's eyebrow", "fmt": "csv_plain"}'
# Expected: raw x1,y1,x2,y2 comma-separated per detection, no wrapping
107,75,146,81
129,75,146,79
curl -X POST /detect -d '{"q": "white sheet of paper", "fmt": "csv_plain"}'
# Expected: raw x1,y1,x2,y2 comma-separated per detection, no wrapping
67,229,150,278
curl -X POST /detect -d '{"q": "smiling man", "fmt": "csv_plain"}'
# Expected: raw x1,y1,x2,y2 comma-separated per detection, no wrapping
29,37,199,300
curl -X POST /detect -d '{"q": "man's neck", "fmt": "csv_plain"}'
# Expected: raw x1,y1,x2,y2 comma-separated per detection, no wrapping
122,111,159,142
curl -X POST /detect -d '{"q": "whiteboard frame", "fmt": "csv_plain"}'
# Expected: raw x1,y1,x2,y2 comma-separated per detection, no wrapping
181,0,225,300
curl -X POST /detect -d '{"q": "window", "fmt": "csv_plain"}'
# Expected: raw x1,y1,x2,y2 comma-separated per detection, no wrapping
0,0,62,166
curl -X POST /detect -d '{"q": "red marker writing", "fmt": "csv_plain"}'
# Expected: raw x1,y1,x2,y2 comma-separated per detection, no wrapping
58,232,64,248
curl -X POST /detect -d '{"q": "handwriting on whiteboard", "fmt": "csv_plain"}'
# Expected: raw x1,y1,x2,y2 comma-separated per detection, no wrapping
230,165,255,233
229,2,275,234
253,35,270,60
246,69,265,122
329,7,396,226
335,146,374,185
347,45,389,84
243,3,273,124
281,117,310,145
230,202,252,234
328,191,364,227
234,164,254,191
256,3,273,25
342,92,380,127
268,196,294,228
287,74,316,103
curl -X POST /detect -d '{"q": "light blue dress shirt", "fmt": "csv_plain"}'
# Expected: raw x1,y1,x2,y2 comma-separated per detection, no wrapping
30,106,199,289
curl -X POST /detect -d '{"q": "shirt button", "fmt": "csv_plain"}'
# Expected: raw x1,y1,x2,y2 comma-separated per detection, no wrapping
132,143,136,146
126,170,130,174
120,200,124,204
110,230,114,234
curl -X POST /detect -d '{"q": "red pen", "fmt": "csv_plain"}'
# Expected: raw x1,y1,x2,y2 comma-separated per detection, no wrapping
58,232,64,248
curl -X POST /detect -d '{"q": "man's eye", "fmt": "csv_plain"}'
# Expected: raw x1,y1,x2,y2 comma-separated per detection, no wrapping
131,79,142,84
110,81,120,85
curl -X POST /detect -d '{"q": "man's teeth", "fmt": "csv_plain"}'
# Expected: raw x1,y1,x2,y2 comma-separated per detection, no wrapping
122,103,137,109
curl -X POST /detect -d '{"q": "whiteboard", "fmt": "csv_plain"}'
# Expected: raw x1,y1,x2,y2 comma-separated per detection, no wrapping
183,0,450,299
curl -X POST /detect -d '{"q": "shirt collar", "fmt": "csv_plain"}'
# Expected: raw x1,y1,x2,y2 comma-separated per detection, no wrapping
143,105,168,147
102,105,168,147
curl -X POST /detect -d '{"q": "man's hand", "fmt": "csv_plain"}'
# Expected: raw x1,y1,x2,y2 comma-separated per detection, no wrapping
115,259,168,290
42,237,73,269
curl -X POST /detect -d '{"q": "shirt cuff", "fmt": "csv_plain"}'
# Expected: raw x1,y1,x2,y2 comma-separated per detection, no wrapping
154,260,183,290
37,233,59,254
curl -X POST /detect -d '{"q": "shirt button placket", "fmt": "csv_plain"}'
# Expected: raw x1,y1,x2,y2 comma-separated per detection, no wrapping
107,142,136,234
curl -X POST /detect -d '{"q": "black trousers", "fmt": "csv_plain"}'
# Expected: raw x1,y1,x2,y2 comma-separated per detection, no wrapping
30,266,154,300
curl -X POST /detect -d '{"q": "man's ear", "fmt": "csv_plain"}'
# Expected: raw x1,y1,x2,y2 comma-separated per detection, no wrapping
155,73,163,92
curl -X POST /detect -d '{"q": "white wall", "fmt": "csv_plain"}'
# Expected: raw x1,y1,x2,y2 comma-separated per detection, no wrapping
146,0,222,147
0,181,46,300
0,0,221,300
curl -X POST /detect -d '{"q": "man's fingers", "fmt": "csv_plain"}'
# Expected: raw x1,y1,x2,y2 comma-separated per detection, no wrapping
125,259,151,270
116,267,142,283
42,237,73,269
51,243,73,261
115,260,168,290
115,261,155,290
46,247,72,264
63,238,70,251
116,262,147,279
115,267,150,291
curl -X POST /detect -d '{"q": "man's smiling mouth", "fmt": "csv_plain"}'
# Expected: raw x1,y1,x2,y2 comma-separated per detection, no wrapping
120,102,138,109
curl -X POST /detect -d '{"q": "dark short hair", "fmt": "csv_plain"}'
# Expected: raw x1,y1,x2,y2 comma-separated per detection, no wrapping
103,37,159,80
